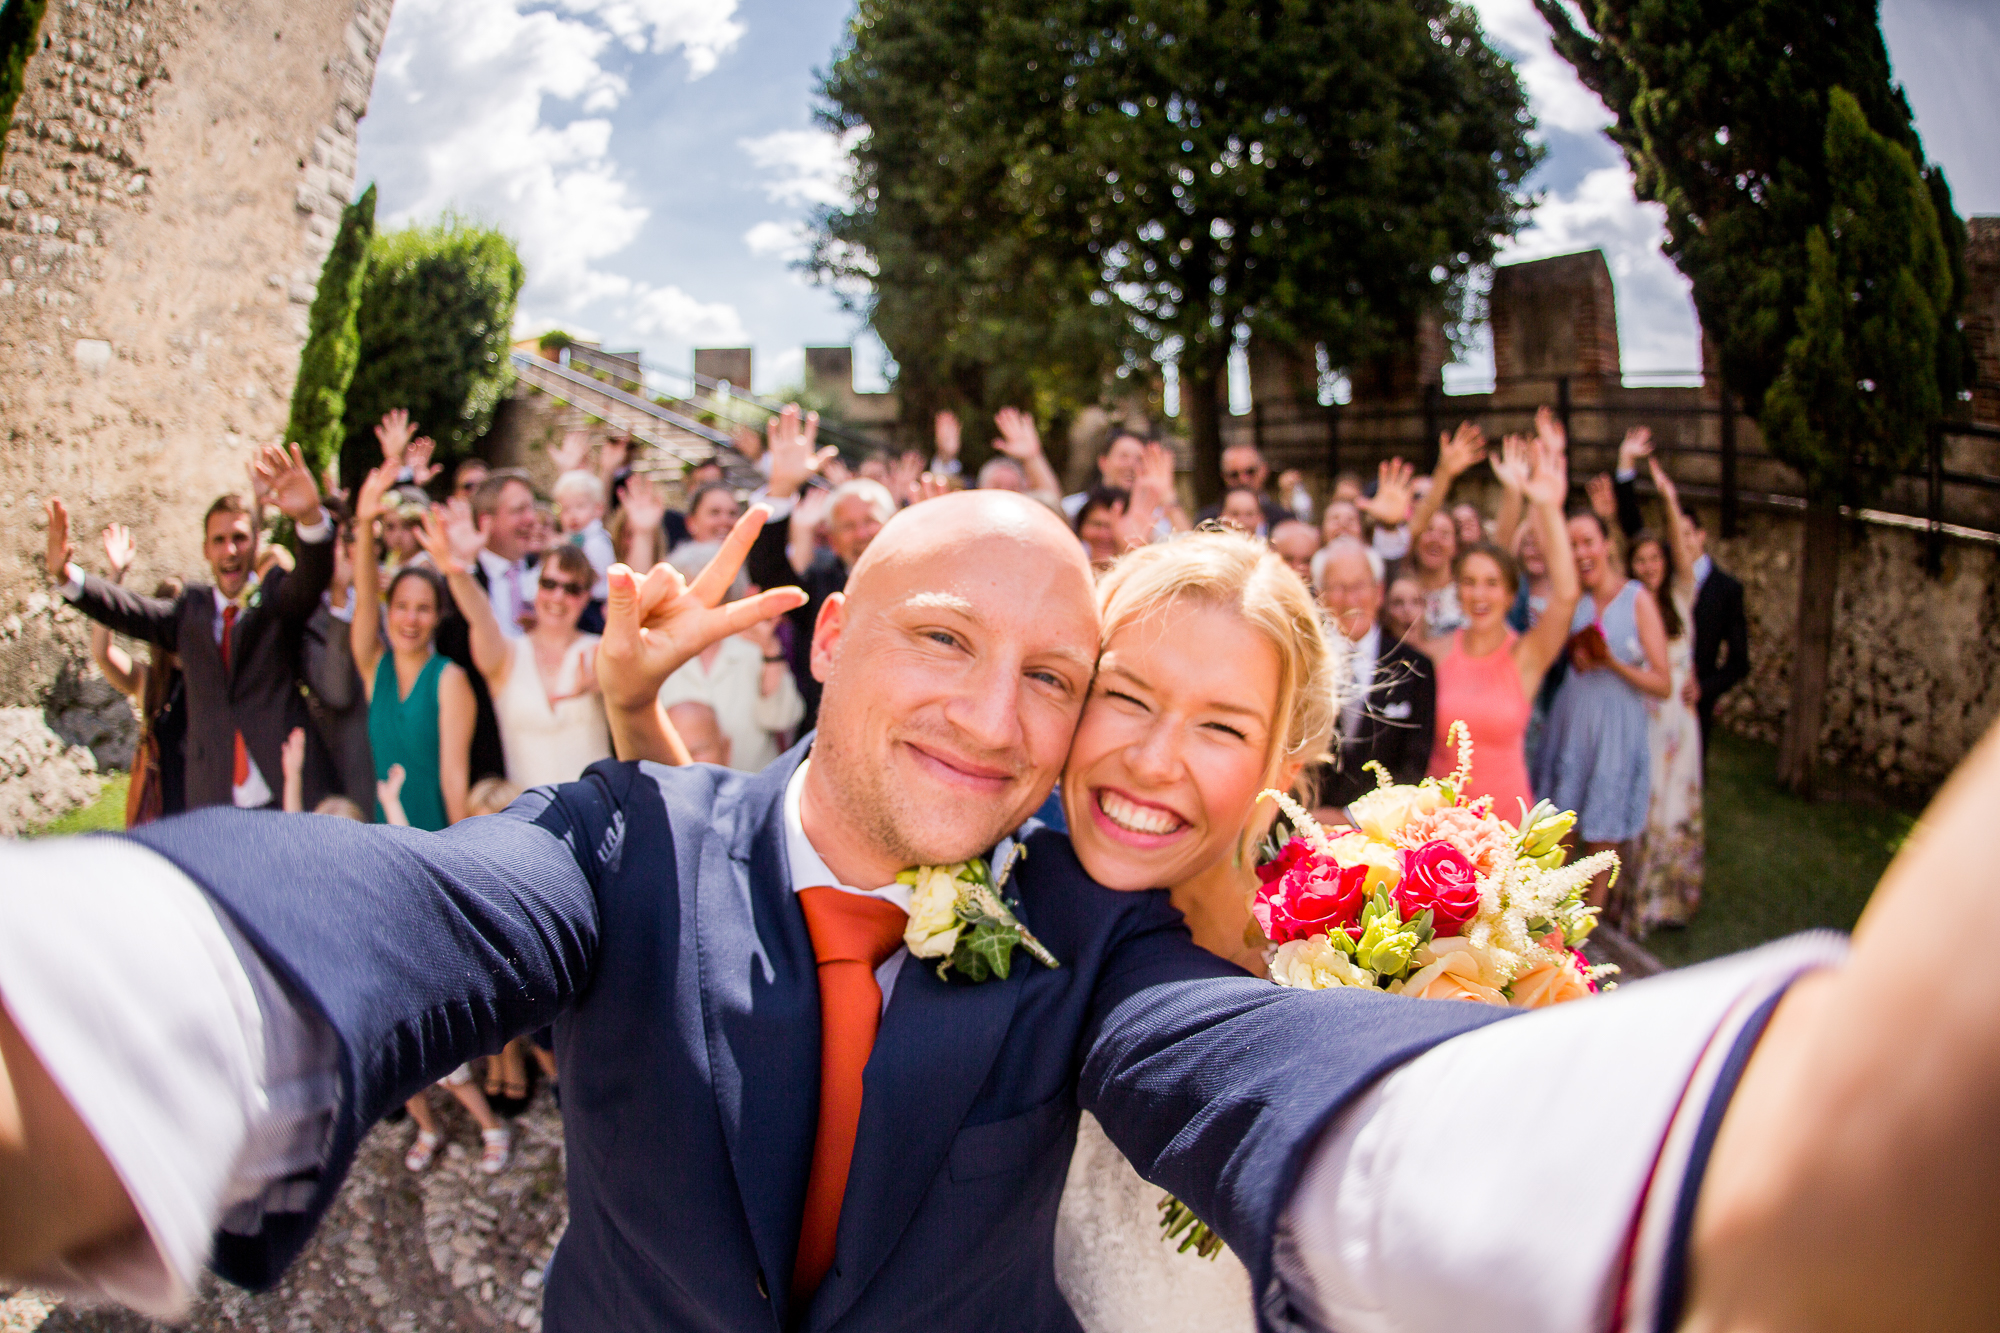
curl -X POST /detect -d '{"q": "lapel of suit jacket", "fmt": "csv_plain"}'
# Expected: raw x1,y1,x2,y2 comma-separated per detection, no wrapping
808,907,1029,1330
698,746,821,1326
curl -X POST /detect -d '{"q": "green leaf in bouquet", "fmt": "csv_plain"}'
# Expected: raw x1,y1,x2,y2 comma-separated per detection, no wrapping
1156,1192,1226,1260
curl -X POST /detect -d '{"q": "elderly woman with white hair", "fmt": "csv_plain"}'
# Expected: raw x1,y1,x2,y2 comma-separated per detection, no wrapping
656,541,805,772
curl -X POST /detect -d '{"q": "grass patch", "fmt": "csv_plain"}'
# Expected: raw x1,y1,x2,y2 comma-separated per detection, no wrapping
22,773,130,838
1643,731,1918,969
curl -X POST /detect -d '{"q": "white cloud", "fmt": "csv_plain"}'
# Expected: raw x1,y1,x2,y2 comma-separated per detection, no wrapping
362,0,750,327
740,127,860,207
625,283,749,344
1467,0,1613,136
761,345,806,393
554,0,744,71
744,219,811,260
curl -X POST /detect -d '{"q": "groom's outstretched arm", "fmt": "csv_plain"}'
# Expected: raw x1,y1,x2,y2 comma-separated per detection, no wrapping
0,763,633,1313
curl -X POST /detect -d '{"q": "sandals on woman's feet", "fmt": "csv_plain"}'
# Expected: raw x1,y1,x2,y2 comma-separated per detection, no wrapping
479,1126,512,1175
404,1130,442,1173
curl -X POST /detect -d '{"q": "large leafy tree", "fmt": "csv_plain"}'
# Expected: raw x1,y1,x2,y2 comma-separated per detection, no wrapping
815,0,1540,500
340,216,525,488
284,184,375,480
1538,0,1966,793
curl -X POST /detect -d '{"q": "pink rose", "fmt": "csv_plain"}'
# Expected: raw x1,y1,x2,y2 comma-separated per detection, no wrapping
1394,840,1481,938
1253,846,1368,945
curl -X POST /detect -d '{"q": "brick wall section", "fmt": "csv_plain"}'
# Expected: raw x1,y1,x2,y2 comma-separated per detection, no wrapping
1963,216,2000,425
1489,249,1621,383
0,0,392,714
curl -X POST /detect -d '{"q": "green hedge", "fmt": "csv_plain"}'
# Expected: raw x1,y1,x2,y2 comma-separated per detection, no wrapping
285,184,376,479
0,0,51,174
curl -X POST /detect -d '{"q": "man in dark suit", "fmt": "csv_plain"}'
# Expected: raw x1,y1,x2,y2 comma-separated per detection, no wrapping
1612,450,1749,757
0,493,1988,1333
44,444,333,811
1194,443,1292,533
1312,538,1437,812
432,467,544,781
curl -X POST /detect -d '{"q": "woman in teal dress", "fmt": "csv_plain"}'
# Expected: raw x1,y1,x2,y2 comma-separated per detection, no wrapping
350,463,475,830
346,462,512,1173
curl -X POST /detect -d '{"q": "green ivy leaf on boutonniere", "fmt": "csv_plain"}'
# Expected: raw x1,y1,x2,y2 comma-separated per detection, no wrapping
899,842,1058,983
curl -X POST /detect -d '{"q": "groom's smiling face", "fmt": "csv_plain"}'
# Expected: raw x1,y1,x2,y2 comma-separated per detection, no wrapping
802,491,1100,885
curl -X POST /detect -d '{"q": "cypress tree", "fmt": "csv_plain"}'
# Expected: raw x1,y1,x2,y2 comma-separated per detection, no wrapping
285,184,376,481
1537,1,1966,794
0,0,51,175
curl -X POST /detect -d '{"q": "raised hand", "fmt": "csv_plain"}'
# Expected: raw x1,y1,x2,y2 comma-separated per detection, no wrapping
1357,457,1415,528
252,443,325,524
406,436,441,487
600,433,632,475
438,496,486,567
1435,421,1487,481
554,429,594,475
1618,426,1654,474
595,505,809,713
887,450,925,506
1585,473,1617,525
280,726,307,787
933,410,962,463
766,404,837,499
1521,434,1570,511
101,524,136,582
414,509,469,577
43,497,73,582
377,763,410,827
1648,454,1680,508
353,459,401,526
1489,434,1531,494
1533,404,1568,463
991,406,1044,461
375,408,416,466
622,473,667,532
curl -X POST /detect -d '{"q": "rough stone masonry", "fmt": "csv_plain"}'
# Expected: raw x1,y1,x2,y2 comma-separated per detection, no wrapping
0,0,394,730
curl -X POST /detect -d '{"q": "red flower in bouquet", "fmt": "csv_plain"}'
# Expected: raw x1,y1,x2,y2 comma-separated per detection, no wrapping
1253,840,1367,945
1394,840,1482,938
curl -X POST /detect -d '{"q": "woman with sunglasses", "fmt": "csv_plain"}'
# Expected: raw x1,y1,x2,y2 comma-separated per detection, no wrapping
416,519,612,788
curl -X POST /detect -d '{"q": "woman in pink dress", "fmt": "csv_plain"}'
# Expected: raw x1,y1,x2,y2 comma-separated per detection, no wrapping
1425,411,1580,826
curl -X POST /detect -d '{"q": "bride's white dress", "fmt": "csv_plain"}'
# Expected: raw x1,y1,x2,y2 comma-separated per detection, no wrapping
1054,1111,1254,1332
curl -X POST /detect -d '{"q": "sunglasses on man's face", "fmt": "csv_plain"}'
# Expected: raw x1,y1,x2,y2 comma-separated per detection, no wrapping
539,576,590,598
1223,467,1262,481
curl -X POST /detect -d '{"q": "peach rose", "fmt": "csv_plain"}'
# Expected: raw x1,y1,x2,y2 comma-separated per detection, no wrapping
1509,951,1594,1009
1347,783,1445,844
1395,947,1506,1006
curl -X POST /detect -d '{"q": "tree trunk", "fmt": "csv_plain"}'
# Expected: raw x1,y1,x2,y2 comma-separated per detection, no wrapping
1777,498,1842,795
1182,346,1228,510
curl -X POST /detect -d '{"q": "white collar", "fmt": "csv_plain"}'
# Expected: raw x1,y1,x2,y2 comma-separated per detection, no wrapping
783,759,913,912
212,575,260,613
1348,623,1381,661
478,548,526,578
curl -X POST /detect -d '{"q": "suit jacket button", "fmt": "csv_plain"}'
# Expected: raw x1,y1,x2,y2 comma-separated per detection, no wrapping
755,1271,768,1299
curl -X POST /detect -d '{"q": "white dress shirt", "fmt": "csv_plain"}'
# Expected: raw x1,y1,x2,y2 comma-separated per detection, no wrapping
660,638,807,774
0,787,1841,1327
1339,624,1381,742
476,548,534,638
783,758,912,1011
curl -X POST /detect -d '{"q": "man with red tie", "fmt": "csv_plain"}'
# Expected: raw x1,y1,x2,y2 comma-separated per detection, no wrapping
1,491,1996,1333
44,443,333,812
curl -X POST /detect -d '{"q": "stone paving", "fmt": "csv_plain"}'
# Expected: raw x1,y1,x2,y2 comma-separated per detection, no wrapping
3,1088,567,1333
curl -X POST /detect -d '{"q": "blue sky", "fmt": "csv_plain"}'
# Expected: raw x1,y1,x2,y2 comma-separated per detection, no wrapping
354,0,2000,399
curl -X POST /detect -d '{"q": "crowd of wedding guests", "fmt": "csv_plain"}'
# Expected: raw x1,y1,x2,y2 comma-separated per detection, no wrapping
42,391,1747,1177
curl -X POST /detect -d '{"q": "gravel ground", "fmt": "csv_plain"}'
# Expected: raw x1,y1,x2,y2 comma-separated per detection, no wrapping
3,1088,568,1333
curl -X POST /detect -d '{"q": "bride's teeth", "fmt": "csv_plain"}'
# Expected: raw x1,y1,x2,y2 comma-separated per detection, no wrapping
1099,791,1181,835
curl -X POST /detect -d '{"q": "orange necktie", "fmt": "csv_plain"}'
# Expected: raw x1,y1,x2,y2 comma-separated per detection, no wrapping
792,886,908,1302
220,604,249,788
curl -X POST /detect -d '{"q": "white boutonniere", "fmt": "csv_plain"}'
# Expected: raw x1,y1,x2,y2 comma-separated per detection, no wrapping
899,842,1059,983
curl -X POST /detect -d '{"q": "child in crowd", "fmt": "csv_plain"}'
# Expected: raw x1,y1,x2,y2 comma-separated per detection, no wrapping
554,470,615,600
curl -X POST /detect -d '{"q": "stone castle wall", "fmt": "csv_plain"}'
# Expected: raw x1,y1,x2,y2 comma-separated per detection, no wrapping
0,0,392,731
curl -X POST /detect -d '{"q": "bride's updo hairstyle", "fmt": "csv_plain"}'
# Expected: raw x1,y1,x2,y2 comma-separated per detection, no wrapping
1093,528,1342,797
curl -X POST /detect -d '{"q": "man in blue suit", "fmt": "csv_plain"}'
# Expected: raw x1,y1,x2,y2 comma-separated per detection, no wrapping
0,492,1994,1333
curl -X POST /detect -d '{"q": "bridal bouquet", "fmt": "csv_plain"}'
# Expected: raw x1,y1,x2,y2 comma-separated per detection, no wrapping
1250,723,1617,1006
1160,724,1617,1258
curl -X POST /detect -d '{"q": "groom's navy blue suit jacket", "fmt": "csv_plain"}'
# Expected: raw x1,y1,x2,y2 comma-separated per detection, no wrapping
128,742,1506,1332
